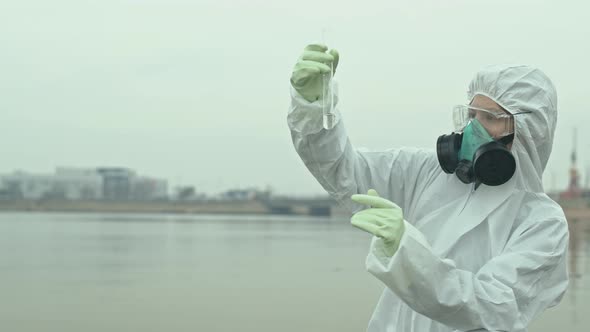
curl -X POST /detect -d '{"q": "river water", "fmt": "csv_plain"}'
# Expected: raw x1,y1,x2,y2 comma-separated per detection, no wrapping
0,212,587,331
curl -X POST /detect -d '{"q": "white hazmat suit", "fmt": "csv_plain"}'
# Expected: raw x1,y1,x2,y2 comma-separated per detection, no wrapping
288,64,569,331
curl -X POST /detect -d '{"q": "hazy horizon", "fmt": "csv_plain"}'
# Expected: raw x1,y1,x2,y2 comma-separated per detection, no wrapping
2,0,589,196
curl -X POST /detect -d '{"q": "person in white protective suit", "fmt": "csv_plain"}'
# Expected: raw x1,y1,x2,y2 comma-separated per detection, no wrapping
288,44,569,332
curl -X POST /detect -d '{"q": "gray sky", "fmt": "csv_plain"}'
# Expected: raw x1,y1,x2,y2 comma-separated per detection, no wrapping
1,0,589,196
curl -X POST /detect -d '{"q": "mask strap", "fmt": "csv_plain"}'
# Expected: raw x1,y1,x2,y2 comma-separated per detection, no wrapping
498,133,515,146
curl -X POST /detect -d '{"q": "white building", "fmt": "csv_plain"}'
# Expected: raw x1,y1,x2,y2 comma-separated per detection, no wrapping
132,176,168,200
0,167,168,200
0,168,103,200
55,167,104,199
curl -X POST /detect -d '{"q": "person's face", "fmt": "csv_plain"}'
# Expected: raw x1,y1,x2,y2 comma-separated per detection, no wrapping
469,95,514,149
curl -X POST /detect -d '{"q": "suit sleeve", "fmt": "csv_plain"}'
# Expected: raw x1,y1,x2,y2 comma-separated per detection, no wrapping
288,84,439,214
365,218,569,331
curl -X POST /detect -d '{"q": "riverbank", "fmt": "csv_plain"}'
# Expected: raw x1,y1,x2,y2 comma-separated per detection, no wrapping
0,199,587,220
0,199,269,215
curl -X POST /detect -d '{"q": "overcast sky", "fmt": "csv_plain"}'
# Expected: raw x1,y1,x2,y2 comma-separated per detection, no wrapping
1,0,589,196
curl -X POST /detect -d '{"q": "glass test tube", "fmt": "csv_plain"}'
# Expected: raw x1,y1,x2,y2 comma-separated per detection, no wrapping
322,61,335,130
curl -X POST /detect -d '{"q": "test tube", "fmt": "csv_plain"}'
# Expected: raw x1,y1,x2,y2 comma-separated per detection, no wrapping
322,60,335,130
321,28,335,130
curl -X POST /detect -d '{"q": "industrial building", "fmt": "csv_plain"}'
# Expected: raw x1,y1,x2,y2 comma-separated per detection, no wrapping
0,167,168,201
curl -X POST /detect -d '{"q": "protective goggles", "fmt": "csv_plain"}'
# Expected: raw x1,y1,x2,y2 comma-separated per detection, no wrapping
452,105,531,137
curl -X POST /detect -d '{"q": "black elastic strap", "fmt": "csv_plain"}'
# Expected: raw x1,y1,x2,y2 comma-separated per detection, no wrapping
498,133,515,146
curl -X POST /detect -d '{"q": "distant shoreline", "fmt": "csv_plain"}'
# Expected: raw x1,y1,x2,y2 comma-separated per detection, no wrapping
0,199,269,215
0,199,348,217
0,199,587,220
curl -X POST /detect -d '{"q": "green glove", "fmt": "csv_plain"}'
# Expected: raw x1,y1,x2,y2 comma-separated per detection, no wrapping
351,189,406,257
290,44,340,102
